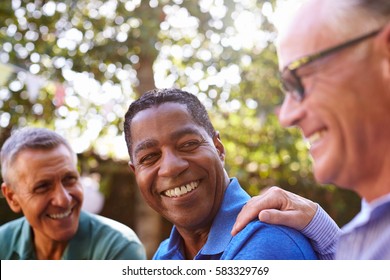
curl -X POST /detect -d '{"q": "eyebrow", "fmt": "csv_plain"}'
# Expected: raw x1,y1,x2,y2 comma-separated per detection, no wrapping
171,126,203,141
133,139,159,158
133,126,204,158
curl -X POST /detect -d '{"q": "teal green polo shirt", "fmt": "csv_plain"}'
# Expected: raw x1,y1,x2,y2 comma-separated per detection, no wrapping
0,211,146,260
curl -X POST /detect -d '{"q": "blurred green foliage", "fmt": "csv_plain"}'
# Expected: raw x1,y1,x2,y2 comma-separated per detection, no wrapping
0,0,360,229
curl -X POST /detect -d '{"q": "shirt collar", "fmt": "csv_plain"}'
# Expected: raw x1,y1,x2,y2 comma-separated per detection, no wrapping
200,178,248,256
342,193,390,233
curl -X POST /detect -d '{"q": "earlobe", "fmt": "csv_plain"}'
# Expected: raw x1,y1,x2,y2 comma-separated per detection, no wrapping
213,131,226,161
1,183,22,213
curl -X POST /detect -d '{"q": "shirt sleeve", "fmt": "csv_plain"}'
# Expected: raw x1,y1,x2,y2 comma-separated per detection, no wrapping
301,204,341,260
222,221,318,260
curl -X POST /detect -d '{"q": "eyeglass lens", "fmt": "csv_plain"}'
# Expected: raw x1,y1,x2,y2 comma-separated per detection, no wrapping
281,69,304,101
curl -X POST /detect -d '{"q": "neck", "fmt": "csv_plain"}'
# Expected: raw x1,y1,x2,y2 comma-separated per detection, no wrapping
33,231,68,260
355,144,390,202
176,174,230,259
176,227,209,260
357,173,390,203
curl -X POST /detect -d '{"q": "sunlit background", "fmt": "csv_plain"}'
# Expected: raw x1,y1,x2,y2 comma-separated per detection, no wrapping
1,0,303,159
0,0,358,259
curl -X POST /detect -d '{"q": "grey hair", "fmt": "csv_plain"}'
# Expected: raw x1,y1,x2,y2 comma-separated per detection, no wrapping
328,0,390,36
0,127,76,186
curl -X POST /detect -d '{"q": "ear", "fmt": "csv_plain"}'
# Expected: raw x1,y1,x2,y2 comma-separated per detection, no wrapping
213,131,226,162
128,161,136,173
1,182,22,213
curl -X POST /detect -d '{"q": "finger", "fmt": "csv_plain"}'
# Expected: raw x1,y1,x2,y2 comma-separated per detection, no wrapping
231,190,285,235
259,209,307,230
231,200,262,235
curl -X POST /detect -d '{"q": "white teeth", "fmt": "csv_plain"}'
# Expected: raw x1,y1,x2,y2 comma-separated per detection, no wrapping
174,188,181,196
180,186,188,194
164,181,199,198
48,208,72,219
307,130,325,146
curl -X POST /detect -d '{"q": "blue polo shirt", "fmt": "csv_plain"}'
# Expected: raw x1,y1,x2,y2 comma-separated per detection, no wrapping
0,211,146,260
153,178,317,260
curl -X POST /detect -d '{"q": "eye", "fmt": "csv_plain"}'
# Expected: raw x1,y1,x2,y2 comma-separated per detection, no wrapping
138,152,161,165
179,140,203,152
34,182,51,193
62,175,78,187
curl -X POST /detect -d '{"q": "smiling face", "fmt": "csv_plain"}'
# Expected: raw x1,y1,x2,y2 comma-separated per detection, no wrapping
276,0,390,199
2,144,83,244
128,102,228,232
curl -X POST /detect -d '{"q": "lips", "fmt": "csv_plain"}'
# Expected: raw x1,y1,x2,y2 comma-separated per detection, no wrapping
163,181,199,198
48,208,73,220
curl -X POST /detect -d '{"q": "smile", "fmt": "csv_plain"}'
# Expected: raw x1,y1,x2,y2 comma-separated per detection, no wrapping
306,129,326,146
48,208,72,220
163,181,199,198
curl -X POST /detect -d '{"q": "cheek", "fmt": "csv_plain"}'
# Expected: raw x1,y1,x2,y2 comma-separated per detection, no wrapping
75,184,84,201
134,170,154,196
210,154,225,175
20,196,48,218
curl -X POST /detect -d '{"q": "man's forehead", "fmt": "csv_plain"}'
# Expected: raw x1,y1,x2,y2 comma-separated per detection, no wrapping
277,4,336,68
12,145,75,166
131,102,194,127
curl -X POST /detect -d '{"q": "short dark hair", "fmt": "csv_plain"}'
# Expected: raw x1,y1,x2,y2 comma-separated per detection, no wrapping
124,88,215,160
0,127,75,186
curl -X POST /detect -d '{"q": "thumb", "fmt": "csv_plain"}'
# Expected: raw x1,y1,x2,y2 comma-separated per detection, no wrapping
258,209,302,230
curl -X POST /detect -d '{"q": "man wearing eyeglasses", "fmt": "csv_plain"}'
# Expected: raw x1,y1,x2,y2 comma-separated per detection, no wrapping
232,0,390,259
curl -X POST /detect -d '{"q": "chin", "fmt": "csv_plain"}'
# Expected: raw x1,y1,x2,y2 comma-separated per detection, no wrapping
53,228,78,242
314,167,351,190
313,165,333,185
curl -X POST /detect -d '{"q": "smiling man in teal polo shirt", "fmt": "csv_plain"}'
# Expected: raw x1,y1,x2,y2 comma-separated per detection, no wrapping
0,127,146,260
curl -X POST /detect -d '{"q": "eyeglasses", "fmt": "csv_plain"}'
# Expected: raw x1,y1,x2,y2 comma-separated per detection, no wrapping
280,28,383,102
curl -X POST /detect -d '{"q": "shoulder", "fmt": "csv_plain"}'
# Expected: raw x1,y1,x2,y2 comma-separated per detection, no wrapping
0,217,28,259
80,212,140,242
78,211,146,260
0,217,26,240
85,212,140,240
223,220,317,260
0,217,25,232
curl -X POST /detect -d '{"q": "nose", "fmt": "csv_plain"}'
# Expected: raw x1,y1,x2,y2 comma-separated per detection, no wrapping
158,149,189,178
278,94,305,127
51,183,72,207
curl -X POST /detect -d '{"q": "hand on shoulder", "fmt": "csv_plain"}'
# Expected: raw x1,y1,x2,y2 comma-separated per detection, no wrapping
231,186,317,235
